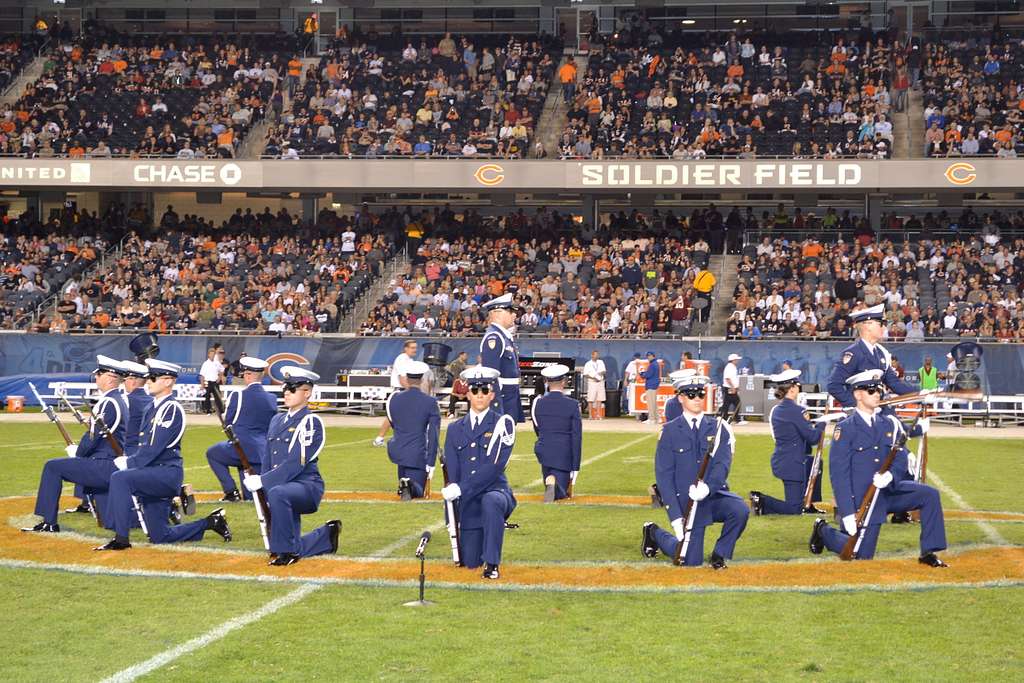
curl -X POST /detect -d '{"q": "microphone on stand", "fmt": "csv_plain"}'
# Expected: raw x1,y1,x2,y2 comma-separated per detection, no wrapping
415,530,432,558
404,530,435,607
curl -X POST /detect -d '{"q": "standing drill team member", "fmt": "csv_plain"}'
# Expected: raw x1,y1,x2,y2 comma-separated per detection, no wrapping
441,366,518,579
479,293,523,422
243,366,340,566
97,359,232,550
750,369,826,516
809,370,947,567
531,364,582,502
641,372,748,569
22,356,128,534
206,356,277,502
385,360,441,500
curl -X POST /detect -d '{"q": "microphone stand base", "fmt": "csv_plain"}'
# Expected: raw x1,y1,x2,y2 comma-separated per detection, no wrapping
402,600,436,608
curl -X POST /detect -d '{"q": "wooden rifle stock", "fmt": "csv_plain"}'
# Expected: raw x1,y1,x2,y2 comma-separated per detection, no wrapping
672,419,721,566
802,424,830,510
210,385,272,549
839,406,926,561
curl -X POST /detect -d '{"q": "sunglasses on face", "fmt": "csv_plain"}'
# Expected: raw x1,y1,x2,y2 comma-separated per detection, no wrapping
283,384,307,394
469,385,492,395
678,389,706,399
862,386,882,395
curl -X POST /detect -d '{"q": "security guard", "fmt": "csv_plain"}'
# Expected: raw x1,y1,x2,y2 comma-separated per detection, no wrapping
641,372,748,568
96,359,232,550
809,370,947,567
206,356,278,502
750,369,826,516
385,360,441,500
480,293,523,422
530,364,582,502
23,356,129,534
441,366,517,579
827,303,924,523
243,366,340,566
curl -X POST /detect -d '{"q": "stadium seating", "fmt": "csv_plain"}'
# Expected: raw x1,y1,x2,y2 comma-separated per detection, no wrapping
1,29,298,158
0,35,39,95
560,31,896,159
921,37,1024,157
727,207,1024,341
264,33,559,158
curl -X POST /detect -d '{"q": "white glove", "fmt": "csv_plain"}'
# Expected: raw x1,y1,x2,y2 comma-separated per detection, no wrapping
243,474,263,492
570,470,579,484
372,436,385,447
65,443,78,458
113,456,128,471
670,517,685,540
441,483,461,501
873,471,894,489
917,417,929,434
688,481,710,502
426,465,435,480
842,514,857,535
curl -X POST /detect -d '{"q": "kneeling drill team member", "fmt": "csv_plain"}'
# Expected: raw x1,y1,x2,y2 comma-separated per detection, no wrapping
243,366,340,566
97,359,231,550
441,366,517,579
809,370,948,567
480,293,524,422
641,372,748,569
531,364,582,502
386,360,440,500
120,361,154,456
750,369,826,516
206,356,277,502
23,356,128,534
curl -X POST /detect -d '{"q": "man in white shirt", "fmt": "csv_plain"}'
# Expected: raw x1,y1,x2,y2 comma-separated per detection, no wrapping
583,350,607,420
719,353,744,424
341,227,356,254
374,340,420,446
199,347,225,415
623,352,642,418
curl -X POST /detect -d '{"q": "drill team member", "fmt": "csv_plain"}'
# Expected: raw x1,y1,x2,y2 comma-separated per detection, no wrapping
809,370,948,567
243,366,340,566
479,293,523,422
441,366,517,579
663,369,698,423
23,356,128,534
96,359,232,550
531,364,582,502
120,360,154,456
750,369,826,516
642,372,748,569
206,356,277,502
385,360,441,500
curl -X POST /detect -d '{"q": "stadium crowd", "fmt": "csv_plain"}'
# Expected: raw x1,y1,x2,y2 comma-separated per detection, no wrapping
727,207,1024,341
0,25,300,158
921,35,1024,157
556,27,901,160
0,35,39,94
264,32,559,158
359,208,718,337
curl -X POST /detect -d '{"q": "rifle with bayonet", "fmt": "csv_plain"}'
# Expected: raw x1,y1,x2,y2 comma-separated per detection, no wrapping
672,418,723,566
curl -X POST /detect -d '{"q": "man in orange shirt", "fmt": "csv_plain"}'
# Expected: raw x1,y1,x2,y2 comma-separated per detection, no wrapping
558,59,577,104
287,55,302,97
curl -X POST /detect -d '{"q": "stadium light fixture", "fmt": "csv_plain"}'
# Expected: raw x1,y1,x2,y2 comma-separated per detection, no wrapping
310,0,323,5
681,19,696,25
732,18,748,24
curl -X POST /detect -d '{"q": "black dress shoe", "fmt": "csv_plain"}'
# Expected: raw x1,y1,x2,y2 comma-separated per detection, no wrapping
206,508,232,542
269,553,300,566
180,485,196,515
326,519,341,554
94,538,131,551
168,506,182,526
21,522,60,533
890,511,913,524
802,505,825,514
809,518,827,555
65,503,92,514
710,553,727,570
918,552,949,568
220,489,243,503
482,563,500,579
397,478,412,502
749,491,765,516
641,521,659,558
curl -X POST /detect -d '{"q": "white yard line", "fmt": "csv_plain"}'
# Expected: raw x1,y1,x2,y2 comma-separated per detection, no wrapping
368,433,653,559
99,582,321,683
927,469,1009,545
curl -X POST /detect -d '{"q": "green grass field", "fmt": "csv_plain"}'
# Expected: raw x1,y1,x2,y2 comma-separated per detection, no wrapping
3,421,1024,680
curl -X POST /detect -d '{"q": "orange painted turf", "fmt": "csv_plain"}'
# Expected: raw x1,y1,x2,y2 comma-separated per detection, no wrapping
4,496,1024,591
